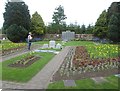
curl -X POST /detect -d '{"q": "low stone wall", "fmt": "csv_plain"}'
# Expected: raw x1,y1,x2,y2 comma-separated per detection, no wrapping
44,34,62,40
75,34,94,40
44,34,94,40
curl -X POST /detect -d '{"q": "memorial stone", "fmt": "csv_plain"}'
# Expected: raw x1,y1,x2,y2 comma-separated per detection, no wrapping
56,43,62,49
62,31,75,41
42,44,49,49
49,40,56,48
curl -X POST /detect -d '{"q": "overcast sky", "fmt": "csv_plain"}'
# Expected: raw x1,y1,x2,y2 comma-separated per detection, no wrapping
0,0,119,28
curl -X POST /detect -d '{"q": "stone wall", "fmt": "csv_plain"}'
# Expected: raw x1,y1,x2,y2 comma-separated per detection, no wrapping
44,34,94,40
0,34,7,40
75,34,94,40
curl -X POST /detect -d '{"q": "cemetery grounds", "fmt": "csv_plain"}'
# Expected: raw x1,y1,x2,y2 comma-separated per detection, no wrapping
0,40,119,89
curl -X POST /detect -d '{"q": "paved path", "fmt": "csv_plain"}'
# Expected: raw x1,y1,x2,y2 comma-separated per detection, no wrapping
1,44,41,62
2,46,70,90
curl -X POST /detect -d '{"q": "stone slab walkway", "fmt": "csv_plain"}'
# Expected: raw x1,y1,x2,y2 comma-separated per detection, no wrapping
2,46,70,90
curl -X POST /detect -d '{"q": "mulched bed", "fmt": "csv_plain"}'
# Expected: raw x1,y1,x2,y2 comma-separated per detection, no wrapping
8,55,40,68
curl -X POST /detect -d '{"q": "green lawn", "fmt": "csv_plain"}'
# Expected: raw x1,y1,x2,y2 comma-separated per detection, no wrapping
39,48,62,51
64,41,95,46
47,75,119,89
34,40,61,45
1,52,55,82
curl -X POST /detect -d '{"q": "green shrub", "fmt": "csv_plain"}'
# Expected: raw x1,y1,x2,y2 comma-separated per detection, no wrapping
6,24,28,43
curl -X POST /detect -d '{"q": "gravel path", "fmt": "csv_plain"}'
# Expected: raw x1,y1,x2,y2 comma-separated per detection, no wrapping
1,46,70,90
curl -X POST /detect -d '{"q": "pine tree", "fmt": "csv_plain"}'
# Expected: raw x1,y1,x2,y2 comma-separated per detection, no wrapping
3,2,31,42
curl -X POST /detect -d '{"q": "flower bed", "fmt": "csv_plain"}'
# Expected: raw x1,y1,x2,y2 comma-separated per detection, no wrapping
52,46,119,81
72,46,119,73
8,55,40,68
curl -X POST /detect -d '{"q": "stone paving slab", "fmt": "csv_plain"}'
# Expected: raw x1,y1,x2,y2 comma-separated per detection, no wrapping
91,77,108,84
64,80,76,87
1,81,25,90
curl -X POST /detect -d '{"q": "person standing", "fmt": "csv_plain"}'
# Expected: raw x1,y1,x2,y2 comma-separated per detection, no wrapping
28,32,32,50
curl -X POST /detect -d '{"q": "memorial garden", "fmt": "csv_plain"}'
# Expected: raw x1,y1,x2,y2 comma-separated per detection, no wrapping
0,0,120,90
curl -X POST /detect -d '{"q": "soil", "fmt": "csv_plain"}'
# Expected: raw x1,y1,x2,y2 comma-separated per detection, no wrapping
8,55,41,68
52,68,119,82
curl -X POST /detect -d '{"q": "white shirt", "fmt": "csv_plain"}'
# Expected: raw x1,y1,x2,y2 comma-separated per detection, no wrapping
28,34,32,40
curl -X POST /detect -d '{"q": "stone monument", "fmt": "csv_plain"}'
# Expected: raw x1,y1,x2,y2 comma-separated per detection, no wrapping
56,43,62,49
62,31,75,41
42,44,49,49
49,40,56,48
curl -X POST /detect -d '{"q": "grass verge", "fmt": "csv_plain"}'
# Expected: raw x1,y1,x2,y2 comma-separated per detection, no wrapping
47,75,119,89
1,52,55,83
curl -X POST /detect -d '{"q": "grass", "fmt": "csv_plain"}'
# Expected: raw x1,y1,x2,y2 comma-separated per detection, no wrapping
39,48,62,51
1,52,55,82
64,40,95,46
47,75,119,89
34,40,61,45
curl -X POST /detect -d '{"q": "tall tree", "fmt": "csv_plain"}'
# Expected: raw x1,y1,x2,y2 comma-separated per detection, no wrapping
93,10,108,39
108,13,120,42
31,11,45,36
107,2,120,42
81,24,86,34
3,2,31,32
107,2,120,25
3,2,31,42
85,24,93,34
52,5,67,33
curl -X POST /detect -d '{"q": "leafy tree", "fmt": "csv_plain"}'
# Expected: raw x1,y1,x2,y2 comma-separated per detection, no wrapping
66,23,81,34
67,23,75,32
52,5,67,33
81,24,86,34
3,2,31,32
46,23,58,34
31,11,45,36
6,24,28,42
85,24,93,34
60,22,67,32
93,10,108,39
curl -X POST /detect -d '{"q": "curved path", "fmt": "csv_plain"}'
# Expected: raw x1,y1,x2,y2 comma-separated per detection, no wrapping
2,46,70,90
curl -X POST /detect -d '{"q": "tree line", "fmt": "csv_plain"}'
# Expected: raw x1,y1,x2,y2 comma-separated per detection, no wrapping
94,2,120,43
2,1,120,43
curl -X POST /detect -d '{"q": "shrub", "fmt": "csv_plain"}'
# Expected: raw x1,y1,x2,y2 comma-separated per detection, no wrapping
6,24,28,43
